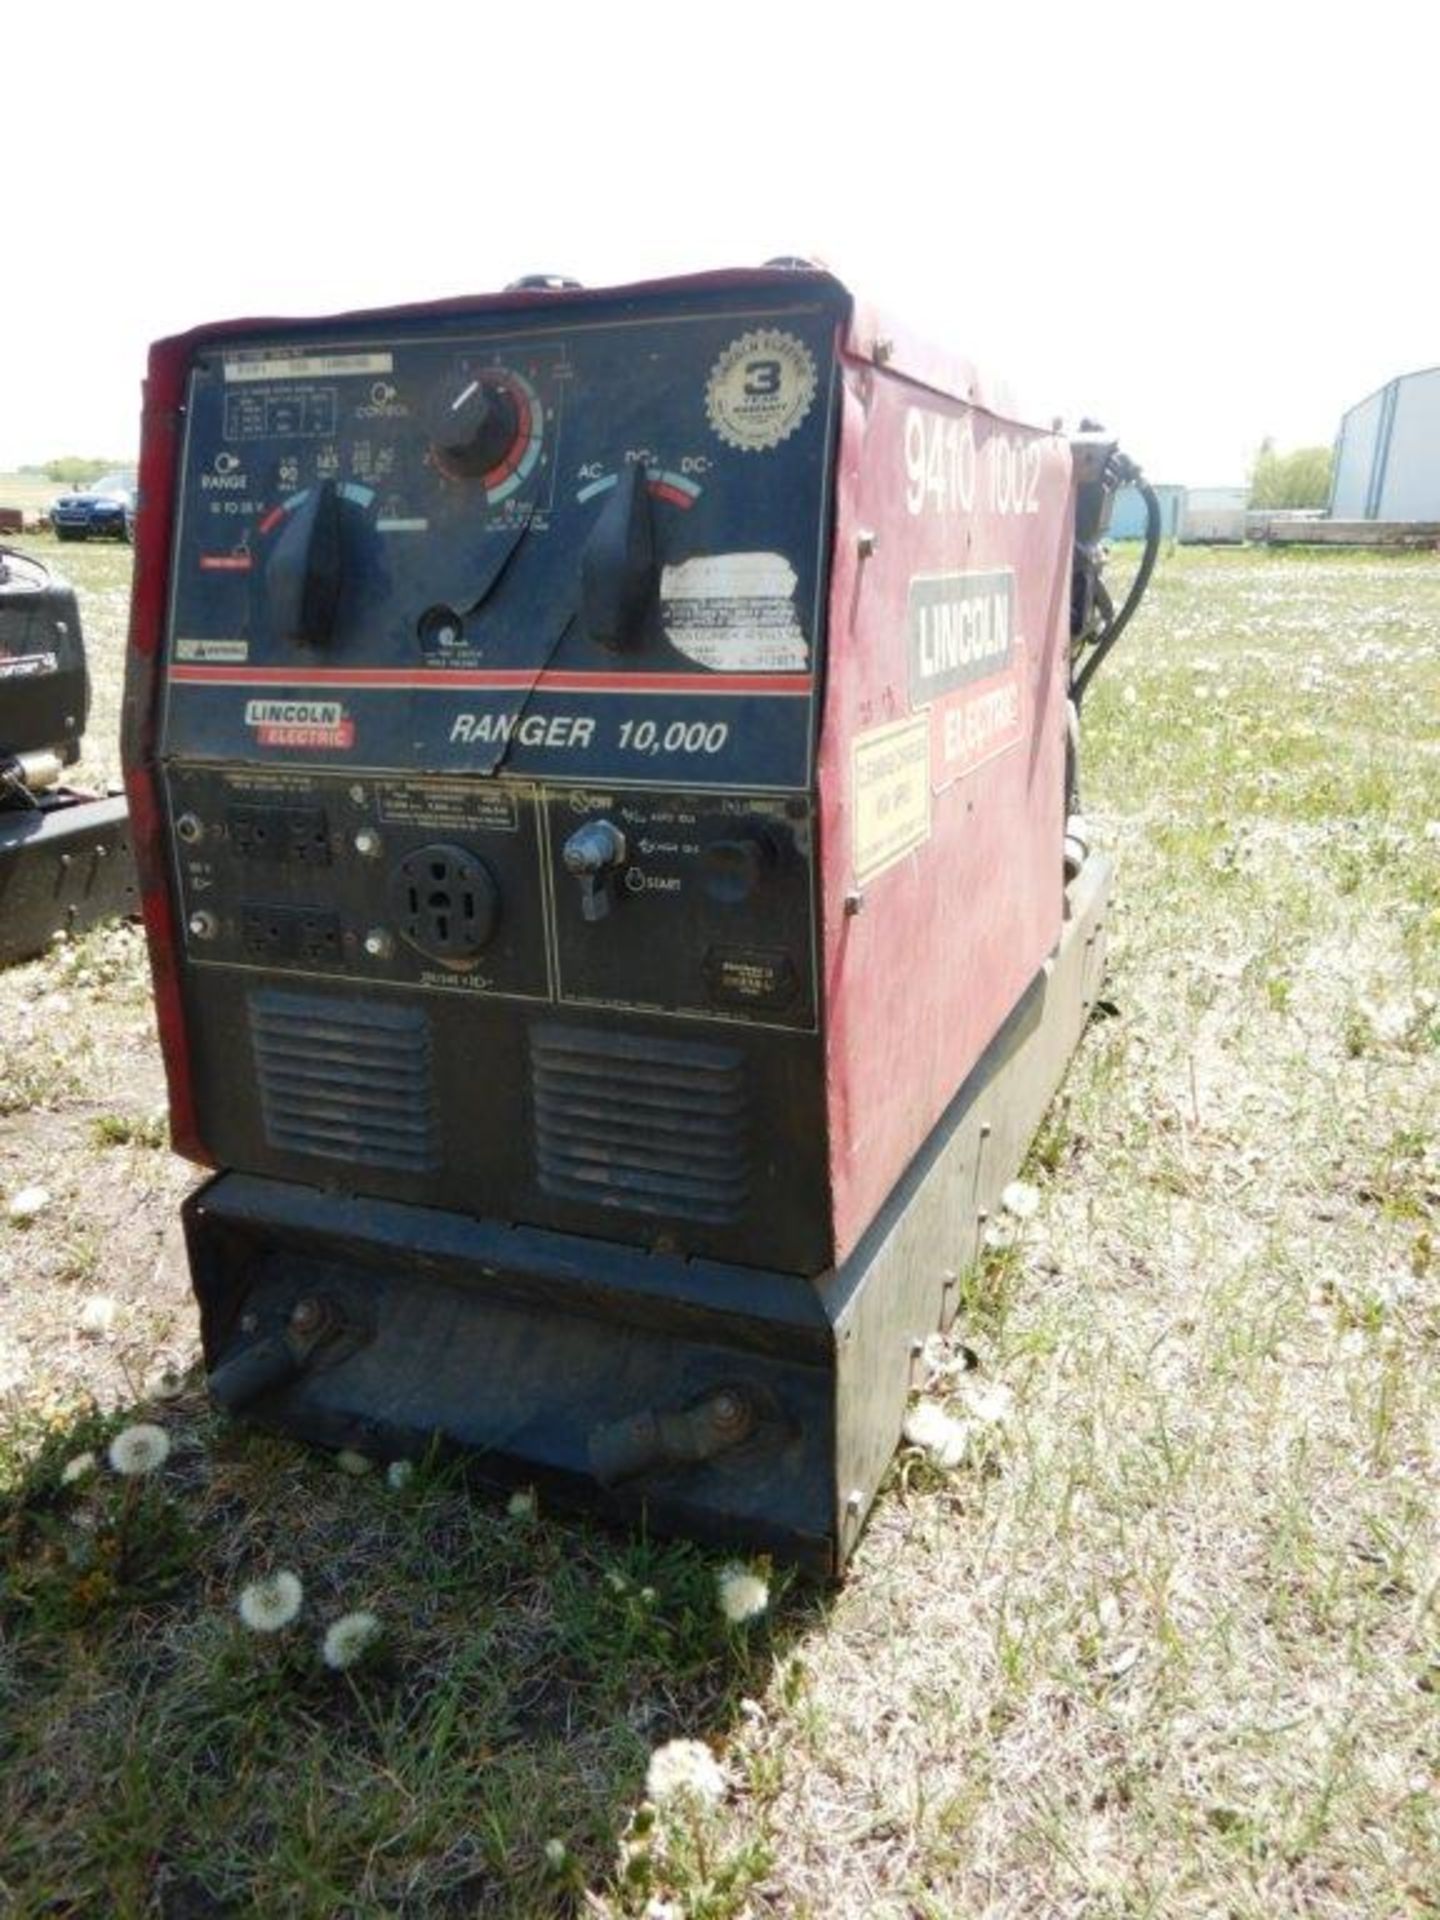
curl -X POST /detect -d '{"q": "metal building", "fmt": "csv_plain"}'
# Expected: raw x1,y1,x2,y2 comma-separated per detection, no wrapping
1108,483,1185,541
1331,367,1440,520
1180,487,1248,544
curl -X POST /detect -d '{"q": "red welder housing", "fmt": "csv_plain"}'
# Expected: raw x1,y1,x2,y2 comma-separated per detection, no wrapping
124,268,1104,1571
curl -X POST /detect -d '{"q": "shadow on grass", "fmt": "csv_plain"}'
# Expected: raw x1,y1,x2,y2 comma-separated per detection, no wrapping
0,1381,834,1919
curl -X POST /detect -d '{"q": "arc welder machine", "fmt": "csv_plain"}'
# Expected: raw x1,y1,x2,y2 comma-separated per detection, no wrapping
2,547,135,964
123,265,1157,1572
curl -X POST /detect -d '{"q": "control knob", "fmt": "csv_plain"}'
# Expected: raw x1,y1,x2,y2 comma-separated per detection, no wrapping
428,376,521,481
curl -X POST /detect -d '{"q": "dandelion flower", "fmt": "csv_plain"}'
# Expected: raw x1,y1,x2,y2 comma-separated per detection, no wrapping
321,1609,383,1670
61,1451,97,1486
7,1185,51,1223
716,1562,769,1625
336,1448,372,1476
385,1459,415,1491
963,1379,1016,1427
644,1737,727,1806
903,1400,970,1469
78,1295,118,1337
237,1569,304,1633
107,1423,171,1476
148,1366,186,1402
1000,1179,1040,1220
507,1487,535,1519
543,1838,568,1873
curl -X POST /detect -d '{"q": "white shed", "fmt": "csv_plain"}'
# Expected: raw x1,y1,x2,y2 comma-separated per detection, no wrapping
1331,368,1440,520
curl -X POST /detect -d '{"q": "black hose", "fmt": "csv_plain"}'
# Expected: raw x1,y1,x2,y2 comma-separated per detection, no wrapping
1073,477,1162,706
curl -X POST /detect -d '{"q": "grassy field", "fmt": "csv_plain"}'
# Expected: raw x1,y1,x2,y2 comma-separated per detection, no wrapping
1,538,1438,1917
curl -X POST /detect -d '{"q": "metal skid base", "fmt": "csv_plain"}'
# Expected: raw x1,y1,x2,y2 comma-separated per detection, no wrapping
186,856,1112,1576
0,792,137,967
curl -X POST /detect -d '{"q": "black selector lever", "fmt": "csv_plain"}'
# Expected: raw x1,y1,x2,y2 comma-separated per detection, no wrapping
266,478,344,648
579,463,655,650
562,819,627,922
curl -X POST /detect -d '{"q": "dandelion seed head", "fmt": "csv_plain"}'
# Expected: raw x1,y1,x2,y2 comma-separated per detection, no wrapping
107,1423,171,1476
7,1185,51,1223
1000,1179,1040,1220
543,1838,568,1872
237,1569,304,1633
78,1295,118,1337
385,1459,415,1491
963,1379,1016,1427
322,1609,383,1670
507,1487,535,1519
335,1448,372,1476
61,1451,96,1486
644,1737,727,1806
903,1399,971,1469
716,1562,769,1624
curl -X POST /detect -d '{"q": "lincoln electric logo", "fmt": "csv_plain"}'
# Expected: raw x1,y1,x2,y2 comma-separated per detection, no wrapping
243,698,354,750
908,569,1023,784
909,570,1015,698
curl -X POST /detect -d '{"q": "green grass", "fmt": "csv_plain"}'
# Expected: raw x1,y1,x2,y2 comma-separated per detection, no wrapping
2,544,1439,1916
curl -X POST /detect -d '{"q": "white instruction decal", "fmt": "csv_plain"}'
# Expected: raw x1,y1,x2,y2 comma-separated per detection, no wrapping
660,552,808,671
176,637,249,663
224,351,393,383
852,716,931,882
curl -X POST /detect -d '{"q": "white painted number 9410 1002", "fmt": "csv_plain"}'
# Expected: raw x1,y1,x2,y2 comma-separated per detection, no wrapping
904,407,1042,518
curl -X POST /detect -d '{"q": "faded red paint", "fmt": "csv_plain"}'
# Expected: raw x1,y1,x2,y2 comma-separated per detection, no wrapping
817,323,1073,1265
122,334,209,1164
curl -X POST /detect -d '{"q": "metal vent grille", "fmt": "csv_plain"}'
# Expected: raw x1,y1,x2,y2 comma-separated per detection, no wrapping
249,990,438,1173
531,1024,749,1224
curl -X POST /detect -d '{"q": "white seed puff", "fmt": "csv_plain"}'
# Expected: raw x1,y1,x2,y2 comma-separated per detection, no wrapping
716,1562,770,1624
645,1738,727,1806
237,1570,304,1633
107,1424,171,1476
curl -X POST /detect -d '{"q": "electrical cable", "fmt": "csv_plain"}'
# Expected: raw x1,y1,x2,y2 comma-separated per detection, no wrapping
1072,476,1162,705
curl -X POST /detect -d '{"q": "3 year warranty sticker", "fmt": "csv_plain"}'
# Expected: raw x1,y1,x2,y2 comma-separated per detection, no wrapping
706,329,817,452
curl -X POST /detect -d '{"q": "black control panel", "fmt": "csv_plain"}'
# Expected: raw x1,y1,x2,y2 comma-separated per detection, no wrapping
165,766,817,1032
161,292,842,794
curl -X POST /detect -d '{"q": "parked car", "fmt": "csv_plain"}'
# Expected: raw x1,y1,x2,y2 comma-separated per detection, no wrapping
50,471,137,543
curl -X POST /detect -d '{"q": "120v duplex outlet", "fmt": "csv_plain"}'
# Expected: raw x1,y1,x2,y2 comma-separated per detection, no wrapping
239,904,343,966
388,844,500,969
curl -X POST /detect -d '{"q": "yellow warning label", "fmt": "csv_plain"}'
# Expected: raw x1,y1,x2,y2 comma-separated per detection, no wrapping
852,715,931,882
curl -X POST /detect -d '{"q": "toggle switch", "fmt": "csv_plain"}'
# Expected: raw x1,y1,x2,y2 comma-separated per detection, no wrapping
562,819,627,922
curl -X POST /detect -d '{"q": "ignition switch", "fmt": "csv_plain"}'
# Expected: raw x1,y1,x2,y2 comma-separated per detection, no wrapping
562,819,627,922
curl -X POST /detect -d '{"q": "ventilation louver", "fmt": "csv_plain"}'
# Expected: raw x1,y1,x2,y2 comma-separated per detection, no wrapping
531,1024,748,1224
250,991,438,1173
